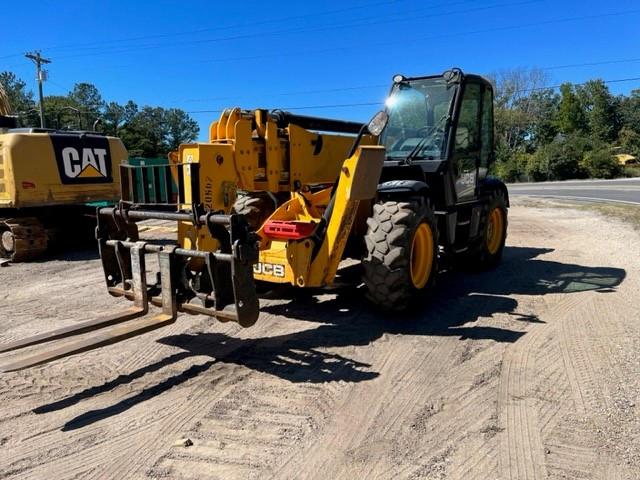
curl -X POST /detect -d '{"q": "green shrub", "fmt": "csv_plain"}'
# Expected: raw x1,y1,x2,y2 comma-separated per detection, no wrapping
623,166,640,178
494,152,532,182
618,127,640,158
580,149,623,179
526,135,592,181
525,151,549,181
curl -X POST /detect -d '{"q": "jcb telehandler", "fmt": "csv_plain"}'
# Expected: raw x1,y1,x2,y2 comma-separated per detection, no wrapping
0,69,509,371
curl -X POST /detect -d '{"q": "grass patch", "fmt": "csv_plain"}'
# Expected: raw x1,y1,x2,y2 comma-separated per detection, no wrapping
512,196,640,230
623,166,640,178
587,204,640,230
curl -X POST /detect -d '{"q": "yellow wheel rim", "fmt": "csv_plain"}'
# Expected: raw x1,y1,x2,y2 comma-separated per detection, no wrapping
486,207,504,255
410,222,434,289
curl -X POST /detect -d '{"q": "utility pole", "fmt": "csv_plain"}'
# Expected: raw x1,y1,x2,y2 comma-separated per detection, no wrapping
25,51,51,128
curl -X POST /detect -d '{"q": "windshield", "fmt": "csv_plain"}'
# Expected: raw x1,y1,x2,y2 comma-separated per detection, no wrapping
380,77,457,160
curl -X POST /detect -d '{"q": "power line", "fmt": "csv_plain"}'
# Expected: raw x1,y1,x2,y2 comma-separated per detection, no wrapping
171,57,640,105
47,79,74,95
0,52,24,61
48,0,540,61
25,0,412,54
43,6,640,79
175,84,390,105
182,76,640,116
541,58,640,71
514,76,640,94
185,102,384,115
3,4,638,72
1,0,470,61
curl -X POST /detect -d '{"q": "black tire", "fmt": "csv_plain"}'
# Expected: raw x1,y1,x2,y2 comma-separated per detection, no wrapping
231,192,275,230
466,190,508,270
362,199,438,310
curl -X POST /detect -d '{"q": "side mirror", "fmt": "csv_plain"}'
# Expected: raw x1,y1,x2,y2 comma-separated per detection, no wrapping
347,110,389,158
367,110,389,136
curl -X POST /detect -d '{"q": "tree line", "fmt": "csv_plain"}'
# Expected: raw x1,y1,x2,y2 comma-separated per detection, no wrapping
2,68,639,179
0,71,199,158
491,68,640,181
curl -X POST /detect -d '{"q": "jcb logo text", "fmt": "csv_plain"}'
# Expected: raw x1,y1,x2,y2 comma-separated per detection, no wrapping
254,262,286,278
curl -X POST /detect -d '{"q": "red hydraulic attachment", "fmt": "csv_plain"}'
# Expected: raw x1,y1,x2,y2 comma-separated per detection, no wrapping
263,220,317,240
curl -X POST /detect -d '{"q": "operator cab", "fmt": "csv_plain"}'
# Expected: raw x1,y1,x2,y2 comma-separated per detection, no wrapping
0,115,18,130
379,69,495,207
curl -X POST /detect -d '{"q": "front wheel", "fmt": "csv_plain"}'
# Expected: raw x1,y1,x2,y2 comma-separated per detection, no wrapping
362,199,438,311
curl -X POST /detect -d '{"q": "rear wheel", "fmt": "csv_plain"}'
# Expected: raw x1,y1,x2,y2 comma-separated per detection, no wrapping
362,199,438,310
231,192,276,231
466,191,508,269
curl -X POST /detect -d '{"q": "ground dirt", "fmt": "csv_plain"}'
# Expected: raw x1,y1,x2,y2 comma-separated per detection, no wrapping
0,199,639,480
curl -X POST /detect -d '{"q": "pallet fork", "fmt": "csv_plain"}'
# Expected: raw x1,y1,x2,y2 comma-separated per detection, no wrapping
0,210,259,372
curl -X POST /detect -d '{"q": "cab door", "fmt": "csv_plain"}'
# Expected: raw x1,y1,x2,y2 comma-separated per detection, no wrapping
452,81,492,202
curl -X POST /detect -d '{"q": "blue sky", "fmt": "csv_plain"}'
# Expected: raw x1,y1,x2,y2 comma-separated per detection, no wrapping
1,0,638,139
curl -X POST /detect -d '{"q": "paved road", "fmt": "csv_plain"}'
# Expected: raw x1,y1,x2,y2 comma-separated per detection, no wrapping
508,177,640,205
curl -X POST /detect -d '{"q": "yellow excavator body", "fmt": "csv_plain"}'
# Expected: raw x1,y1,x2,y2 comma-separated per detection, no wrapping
0,129,127,261
0,131,125,208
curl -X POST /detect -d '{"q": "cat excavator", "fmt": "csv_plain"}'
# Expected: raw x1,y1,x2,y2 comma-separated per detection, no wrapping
0,84,126,261
0,69,509,372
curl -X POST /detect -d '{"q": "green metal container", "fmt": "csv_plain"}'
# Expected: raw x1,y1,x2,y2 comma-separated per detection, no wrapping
127,157,175,204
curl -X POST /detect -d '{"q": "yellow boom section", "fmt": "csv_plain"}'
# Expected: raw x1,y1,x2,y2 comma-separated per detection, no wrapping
177,108,370,253
255,145,385,288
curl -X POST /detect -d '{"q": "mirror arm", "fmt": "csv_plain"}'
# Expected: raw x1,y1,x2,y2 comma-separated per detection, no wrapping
347,123,370,158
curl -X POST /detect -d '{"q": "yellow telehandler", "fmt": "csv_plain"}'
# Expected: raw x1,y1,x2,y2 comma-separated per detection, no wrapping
0,69,509,371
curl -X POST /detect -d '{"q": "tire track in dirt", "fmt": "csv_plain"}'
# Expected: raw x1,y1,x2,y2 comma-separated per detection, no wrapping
558,302,614,413
534,338,569,440
501,282,637,480
541,290,639,479
150,379,337,479
100,367,251,480
272,297,513,479
447,433,499,480
146,305,371,479
2,302,322,479
1,308,262,477
1,313,264,477
3,406,174,478
6,364,248,480
390,381,499,479
372,338,508,479
270,335,453,478
0,325,192,459
498,294,586,480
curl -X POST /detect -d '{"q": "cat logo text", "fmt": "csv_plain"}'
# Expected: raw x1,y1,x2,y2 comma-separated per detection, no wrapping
62,147,109,179
51,134,113,185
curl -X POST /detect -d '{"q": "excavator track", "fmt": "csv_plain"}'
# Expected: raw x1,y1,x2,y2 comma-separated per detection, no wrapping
0,217,48,262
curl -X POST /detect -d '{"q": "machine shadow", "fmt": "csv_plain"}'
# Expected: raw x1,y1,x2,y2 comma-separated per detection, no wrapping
40,246,100,262
50,245,626,431
33,237,178,263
